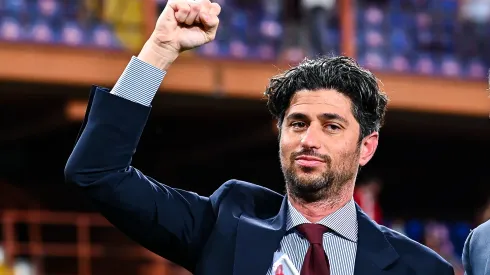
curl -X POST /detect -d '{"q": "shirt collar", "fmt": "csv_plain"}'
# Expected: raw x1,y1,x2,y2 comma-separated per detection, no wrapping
286,198,358,242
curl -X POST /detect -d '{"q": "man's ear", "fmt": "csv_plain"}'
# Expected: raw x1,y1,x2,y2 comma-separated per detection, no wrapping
359,132,379,166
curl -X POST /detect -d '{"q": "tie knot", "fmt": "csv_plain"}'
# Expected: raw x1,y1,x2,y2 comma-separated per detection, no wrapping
296,224,329,244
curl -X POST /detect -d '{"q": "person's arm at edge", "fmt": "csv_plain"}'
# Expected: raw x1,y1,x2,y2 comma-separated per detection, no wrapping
462,229,474,275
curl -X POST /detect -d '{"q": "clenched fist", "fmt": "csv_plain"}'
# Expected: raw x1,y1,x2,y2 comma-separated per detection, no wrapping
139,0,221,70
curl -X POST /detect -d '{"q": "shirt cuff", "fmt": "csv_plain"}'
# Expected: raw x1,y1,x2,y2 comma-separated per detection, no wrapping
110,56,166,106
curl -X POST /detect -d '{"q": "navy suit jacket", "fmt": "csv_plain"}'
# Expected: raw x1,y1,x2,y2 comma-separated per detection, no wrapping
65,87,454,275
462,219,490,275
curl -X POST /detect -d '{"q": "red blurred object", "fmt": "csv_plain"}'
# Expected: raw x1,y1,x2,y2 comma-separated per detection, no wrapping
354,180,383,225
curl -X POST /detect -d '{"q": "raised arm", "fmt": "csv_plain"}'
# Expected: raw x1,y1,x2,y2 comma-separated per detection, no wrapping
64,0,222,271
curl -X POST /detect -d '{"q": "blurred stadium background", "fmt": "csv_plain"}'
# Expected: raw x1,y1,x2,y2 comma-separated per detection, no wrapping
0,0,489,274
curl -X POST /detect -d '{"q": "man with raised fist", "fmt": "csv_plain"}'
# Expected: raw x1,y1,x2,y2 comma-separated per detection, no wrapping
65,1,454,274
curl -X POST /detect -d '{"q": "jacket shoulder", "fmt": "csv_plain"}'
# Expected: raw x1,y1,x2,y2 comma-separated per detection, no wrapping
379,225,453,272
466,219,490,252
469,219,490,240
210,179,284,218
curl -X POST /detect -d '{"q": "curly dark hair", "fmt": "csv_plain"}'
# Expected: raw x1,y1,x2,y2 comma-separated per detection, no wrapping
265,56,388,140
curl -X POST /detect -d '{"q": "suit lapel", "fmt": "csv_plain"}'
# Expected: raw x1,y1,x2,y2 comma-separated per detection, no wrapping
354,204,410,275
233,196,288,275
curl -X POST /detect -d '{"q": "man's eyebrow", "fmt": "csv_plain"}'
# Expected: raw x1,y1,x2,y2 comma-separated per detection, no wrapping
285,112,308,121
320,113,349,125
285,112,349,125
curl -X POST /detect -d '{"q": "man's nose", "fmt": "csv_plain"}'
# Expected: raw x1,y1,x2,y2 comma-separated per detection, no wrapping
300,125,321,149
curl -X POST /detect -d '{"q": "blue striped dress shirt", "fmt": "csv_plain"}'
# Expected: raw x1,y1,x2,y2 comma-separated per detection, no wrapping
110,56,359,275
110,56,166,106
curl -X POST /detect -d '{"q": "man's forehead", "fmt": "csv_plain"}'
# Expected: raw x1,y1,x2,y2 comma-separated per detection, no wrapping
287,89,353,113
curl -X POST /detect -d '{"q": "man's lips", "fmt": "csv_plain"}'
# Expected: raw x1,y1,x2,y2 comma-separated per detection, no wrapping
295,155,325,167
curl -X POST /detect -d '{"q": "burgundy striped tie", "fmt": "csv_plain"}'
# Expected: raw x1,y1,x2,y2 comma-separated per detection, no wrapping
296,224,330,275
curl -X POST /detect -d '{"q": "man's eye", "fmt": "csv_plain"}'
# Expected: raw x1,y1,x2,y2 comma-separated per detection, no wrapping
326,124,341,131
291,122,306,128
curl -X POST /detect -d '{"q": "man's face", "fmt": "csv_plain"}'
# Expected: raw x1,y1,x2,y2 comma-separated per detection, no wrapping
279,89,378,203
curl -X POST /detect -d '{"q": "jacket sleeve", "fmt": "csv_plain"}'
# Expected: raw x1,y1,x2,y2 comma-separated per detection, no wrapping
64,86,230,271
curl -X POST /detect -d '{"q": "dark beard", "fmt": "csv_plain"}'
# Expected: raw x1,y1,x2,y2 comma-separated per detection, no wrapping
282,147,360,203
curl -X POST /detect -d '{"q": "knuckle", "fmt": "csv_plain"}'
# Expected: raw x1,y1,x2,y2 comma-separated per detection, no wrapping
200,6,209,13
211,3,221,14
191,3,201,12
179,4,190,13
